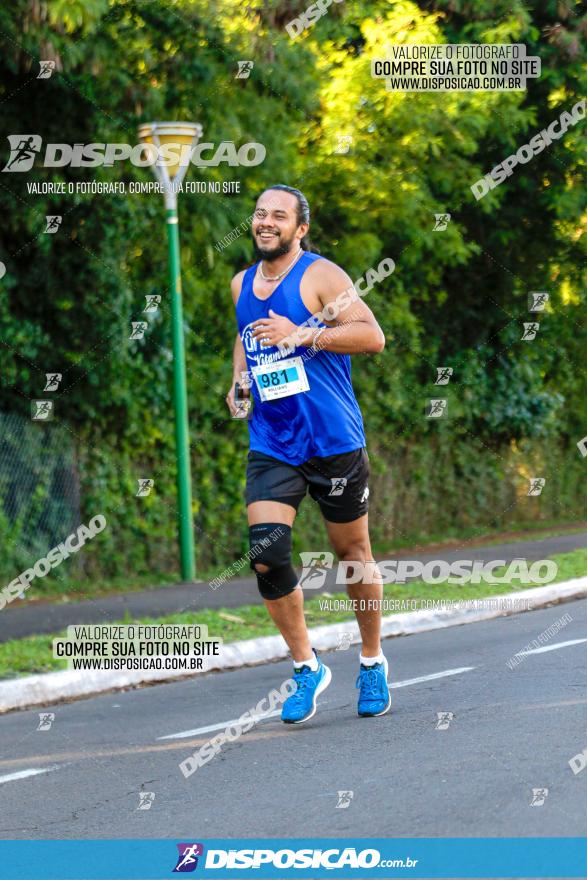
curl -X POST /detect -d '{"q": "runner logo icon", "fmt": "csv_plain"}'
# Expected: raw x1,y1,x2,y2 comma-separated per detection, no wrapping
2,134,42,172
299,551,334,590
173,843,204,872
329,477,347,496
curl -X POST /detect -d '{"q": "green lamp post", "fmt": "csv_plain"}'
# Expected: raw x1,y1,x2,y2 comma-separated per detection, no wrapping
137,121,202,581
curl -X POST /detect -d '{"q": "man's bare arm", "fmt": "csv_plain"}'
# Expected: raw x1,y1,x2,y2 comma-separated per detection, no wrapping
232,332,247,382
226,271,249,415
250,260,385,355
298,312,384,354
307,260,385,354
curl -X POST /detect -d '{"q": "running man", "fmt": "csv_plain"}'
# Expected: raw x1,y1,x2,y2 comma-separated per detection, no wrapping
226,184,390,723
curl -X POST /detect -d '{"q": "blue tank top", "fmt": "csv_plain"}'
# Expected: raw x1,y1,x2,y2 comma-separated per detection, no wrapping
235,251,366,465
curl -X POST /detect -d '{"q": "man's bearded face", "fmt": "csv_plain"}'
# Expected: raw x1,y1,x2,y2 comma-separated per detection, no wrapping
251,192,304,262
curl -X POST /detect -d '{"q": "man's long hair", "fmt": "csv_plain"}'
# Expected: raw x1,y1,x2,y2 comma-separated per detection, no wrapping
262,184,318,252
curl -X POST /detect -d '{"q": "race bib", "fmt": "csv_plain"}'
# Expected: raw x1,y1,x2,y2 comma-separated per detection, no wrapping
251,356,310,402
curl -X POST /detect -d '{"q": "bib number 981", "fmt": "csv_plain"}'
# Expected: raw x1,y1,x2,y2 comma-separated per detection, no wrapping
252,356,310,401
259,369,290,388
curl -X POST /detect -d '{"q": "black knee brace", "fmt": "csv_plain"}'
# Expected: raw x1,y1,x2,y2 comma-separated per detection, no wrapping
249,522,299,600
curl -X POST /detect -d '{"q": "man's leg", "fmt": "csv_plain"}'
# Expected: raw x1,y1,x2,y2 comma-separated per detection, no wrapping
324,512,390,716
248,500,312,663
323,513,382,656
248,498,332,724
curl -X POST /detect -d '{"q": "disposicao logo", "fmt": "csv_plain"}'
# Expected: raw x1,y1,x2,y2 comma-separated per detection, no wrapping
2,135,266,171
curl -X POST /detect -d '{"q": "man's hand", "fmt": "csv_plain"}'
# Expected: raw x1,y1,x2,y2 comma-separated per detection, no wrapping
226,377,251,416
251,309,300,348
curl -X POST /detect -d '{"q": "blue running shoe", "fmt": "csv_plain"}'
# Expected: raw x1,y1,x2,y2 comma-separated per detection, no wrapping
356,656,391,717
281,651,332,724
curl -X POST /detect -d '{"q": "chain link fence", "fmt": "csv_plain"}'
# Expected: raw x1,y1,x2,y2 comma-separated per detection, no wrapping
0,410,81,582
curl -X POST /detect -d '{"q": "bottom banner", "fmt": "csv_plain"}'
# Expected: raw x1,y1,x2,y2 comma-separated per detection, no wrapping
0,838,586,879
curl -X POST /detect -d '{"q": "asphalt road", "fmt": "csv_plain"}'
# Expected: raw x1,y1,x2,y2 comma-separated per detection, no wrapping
2,530,586,642
0,597,586,842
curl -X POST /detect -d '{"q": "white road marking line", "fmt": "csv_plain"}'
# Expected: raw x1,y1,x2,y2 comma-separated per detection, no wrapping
0,767,58,785
157,710,284,740
515,638,587,657
390,666,476,688
158,667,476,740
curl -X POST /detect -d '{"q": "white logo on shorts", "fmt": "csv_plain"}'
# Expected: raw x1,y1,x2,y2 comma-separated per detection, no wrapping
329,477,347,496
360,486,369,503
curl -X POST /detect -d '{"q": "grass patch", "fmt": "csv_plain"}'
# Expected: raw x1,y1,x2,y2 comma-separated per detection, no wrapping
10,571,177,604
1,548,586,681
369,520,587,555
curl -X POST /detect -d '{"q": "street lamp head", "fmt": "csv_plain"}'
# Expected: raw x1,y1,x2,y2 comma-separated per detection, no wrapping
137,121,202,183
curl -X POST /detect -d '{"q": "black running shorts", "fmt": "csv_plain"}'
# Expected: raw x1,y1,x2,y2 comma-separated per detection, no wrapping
245,447,370,523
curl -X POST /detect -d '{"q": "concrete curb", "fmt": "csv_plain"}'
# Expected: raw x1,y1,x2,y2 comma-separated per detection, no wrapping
1,577,586,714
